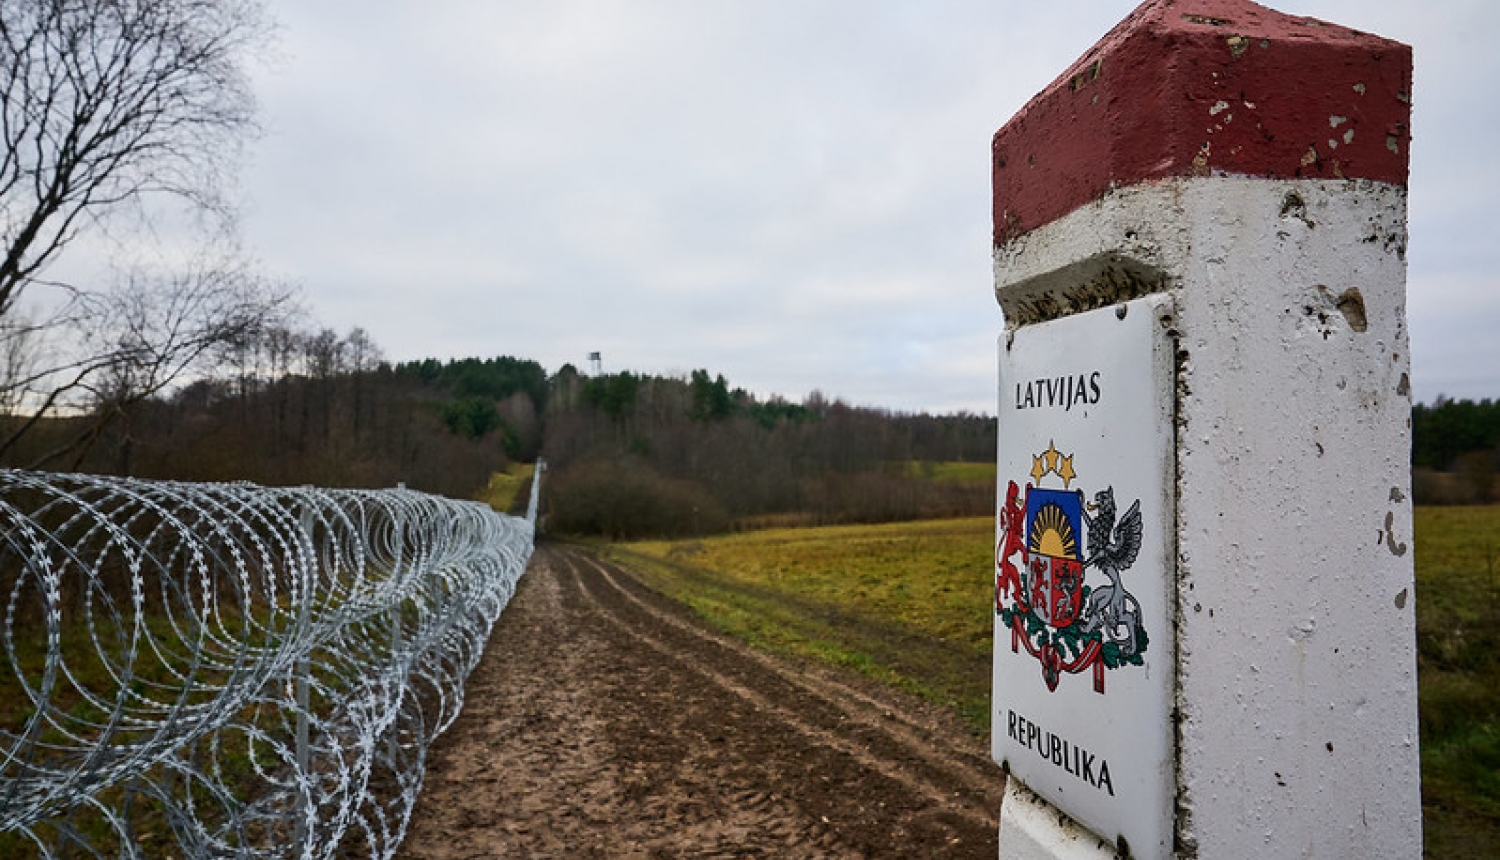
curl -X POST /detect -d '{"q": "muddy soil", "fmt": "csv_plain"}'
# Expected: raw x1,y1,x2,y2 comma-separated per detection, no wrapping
395,543,1006,860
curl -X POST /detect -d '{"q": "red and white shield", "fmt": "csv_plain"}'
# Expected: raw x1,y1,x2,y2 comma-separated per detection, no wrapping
1023,486,1087,630
1028,554,1084,629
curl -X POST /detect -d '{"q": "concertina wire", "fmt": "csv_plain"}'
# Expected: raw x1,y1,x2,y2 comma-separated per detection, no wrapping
0,470,535,858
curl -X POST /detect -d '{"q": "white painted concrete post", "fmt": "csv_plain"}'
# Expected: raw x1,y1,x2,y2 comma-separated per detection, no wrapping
989,2,1420,858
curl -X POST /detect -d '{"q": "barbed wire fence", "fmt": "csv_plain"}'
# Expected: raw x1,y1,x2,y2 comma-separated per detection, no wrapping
0,466,541,858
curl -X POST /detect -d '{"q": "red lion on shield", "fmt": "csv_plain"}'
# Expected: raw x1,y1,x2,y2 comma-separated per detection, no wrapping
996,480,1029,612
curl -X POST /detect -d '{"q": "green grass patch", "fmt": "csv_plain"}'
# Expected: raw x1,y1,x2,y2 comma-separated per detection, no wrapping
479,463,536,514
1415,505,1500,858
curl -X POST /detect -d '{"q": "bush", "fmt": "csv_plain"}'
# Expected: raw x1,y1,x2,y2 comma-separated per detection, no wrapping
546,457,729,540
801,470,993,526
1413,467,1493,506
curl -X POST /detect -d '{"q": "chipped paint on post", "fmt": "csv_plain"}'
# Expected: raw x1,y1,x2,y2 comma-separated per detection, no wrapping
990,2,1419,858
991,0,1412,245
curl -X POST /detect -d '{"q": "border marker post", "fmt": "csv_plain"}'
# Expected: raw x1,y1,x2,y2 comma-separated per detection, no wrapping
989,2,1419,857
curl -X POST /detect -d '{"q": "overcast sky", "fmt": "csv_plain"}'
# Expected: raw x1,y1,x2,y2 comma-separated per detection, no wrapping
239,1,1497,414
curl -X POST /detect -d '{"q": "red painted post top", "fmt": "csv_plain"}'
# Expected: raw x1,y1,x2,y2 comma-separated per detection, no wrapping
992,0,1412,244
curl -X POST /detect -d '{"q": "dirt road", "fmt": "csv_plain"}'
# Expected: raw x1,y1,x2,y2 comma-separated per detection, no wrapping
395,543,1006,859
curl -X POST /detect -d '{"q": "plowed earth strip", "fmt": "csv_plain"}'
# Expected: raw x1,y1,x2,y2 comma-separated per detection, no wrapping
396,544,1006,860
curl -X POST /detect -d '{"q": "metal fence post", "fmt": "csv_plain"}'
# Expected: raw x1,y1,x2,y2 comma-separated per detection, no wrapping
389,483,406,765
526,459,545,526
295,493,314,852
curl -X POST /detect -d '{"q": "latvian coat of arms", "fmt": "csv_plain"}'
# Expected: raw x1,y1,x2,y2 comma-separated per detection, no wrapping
997,441,1148,693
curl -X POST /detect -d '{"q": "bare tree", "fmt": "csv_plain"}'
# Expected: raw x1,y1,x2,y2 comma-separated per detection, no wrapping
0,0,285,467
345,327,382,374
0,0,267,313
301,327,346,380
0,309,42,413
0,252,294,467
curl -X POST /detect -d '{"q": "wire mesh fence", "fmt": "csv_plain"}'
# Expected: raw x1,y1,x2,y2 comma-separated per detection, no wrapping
0,470,536,858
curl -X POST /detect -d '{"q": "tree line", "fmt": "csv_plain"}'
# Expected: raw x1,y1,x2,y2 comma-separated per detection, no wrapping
0,327,531,499
1412,397,1500,505
542,366,996,537
7,344,1498,527
0,338,1000,536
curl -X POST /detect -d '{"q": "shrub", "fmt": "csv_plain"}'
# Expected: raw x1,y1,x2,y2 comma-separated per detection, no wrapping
546,457,729,539
1413,467,1490,506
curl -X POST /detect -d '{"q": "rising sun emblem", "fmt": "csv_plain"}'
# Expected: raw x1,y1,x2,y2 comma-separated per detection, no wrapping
1028,503,1078,559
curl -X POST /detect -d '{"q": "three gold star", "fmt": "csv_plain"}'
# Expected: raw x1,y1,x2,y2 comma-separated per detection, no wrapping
1029,440,1076,488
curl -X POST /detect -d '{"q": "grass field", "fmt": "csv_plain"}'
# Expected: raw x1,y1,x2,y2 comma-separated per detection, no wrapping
604,516,995,730
1414,506,1500,858
603,505,1500,858
479,463,536,514
894,460,997,485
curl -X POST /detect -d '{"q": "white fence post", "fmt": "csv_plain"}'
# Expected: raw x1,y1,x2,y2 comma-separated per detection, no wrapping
989,2,1419,858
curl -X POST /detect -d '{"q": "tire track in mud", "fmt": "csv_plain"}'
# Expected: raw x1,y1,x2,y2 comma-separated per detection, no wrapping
397,544,1004,860
605,544,993,713
557,547,1002,822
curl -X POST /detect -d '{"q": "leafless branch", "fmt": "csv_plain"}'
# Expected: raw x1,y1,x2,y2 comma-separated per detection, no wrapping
0,0,268,316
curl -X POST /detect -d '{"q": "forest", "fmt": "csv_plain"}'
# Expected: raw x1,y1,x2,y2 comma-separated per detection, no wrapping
0,324,995,537
0,320,1492,534
542,366,995,536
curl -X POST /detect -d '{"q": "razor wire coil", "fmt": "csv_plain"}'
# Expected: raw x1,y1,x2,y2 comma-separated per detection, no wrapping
0,469,536,858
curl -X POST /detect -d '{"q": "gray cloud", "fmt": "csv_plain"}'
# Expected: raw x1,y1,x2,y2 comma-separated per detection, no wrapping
241,0,1497,412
